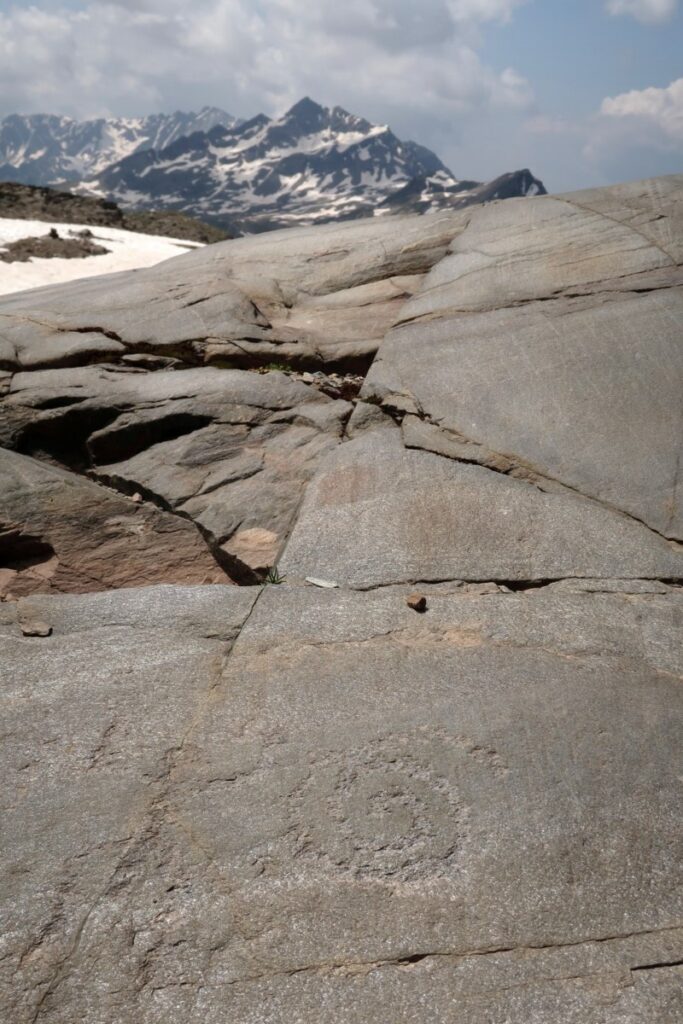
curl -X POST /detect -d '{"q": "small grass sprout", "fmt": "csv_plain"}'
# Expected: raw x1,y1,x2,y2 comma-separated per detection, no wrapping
263,566,286,585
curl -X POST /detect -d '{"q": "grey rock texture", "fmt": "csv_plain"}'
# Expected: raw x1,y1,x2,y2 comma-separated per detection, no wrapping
362,175,683,540
1,585,681,1022
2,365,351,580
1,176,682,1021
0,586,257,1023
279,429,683,588
0,210,465,373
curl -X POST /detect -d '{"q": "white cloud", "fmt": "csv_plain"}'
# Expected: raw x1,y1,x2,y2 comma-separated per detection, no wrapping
573,77,683,188
601,77,683,142
606,0,678,23
0,1,533,122
525,115,579,136
448,0,527,21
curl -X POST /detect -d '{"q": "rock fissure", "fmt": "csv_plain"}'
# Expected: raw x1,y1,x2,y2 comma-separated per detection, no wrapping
392,265,683,329
393,406,683,548
221,924,683,988
630,958,683,973
558,194,679,265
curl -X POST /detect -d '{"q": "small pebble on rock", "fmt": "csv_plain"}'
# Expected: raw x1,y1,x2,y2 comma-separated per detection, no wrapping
132,493,143,504
407,593,427,612
20,621,52,637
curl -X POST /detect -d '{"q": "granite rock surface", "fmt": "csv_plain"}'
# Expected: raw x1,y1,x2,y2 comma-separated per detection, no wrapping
1,175,682,1022
0,211,465,373
1,584,681,1022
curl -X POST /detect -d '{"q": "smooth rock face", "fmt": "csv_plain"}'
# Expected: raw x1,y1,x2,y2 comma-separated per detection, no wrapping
557,174,683,264
0,211,466,372
396,185,680,320
364,289,683,539
363,174,683,540
280,429,683,587
1,176,682,1023
1,585,681,1022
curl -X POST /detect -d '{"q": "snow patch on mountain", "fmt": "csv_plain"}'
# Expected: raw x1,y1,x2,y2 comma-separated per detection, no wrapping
0,108,238,187
83,98,546,233
1,98,547,235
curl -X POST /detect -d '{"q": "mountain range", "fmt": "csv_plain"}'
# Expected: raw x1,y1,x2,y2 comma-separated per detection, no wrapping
0,99,546,233
0,107,238,187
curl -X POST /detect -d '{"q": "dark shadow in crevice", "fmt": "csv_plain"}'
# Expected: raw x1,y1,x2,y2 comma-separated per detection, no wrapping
16,405,123,473
631,959,683,973
87,412,213,464
498,579,560,592
0,526,55,570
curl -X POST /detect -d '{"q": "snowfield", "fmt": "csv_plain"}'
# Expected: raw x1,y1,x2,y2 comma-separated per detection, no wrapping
0,217,203,297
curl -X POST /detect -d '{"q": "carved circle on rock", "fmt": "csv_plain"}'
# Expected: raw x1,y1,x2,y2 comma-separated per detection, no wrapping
288,742,465,882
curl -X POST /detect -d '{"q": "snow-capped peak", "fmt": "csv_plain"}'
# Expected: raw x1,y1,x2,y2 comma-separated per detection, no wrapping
2,99,547,235
0,108,239,186
86,98,482,232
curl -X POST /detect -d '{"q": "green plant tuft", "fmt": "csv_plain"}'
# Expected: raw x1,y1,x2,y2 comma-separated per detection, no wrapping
263,566,286,585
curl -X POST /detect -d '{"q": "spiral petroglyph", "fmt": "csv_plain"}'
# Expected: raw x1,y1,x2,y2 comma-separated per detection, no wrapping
284,740,467,882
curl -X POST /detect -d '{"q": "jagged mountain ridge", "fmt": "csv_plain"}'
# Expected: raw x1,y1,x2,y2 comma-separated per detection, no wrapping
0,107,238,186
84,97,546,232
1,98,546,234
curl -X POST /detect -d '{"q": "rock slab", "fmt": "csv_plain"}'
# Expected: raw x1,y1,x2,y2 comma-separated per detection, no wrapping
1,585,681,1021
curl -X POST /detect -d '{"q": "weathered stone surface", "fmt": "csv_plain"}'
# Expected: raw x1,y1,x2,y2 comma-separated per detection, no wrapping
363,177,683,540
19,620,52,637
0,586,257,1023
396,175,683,320
280,429,683,588
0,211,466,372
557,173,683,264
1,584,681,1020
2,176,682,1022
0,448,230,597
366,290,683,540
2,365,351,578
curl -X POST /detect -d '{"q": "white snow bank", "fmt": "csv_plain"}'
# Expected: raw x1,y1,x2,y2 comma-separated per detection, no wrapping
0,217,203,297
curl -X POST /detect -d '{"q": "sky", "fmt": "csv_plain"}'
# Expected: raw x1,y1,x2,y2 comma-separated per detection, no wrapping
0,0,681,192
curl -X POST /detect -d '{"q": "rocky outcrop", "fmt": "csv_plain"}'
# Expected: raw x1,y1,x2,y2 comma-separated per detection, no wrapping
1,228,110,263
0,448,229,598
1,175,682,1022
2,366,351,582
279,428,682,587
0,181,231,244
0,209,465,373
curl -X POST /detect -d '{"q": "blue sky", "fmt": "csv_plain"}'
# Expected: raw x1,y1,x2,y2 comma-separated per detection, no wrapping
0,0,681,192
484,2,682,110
